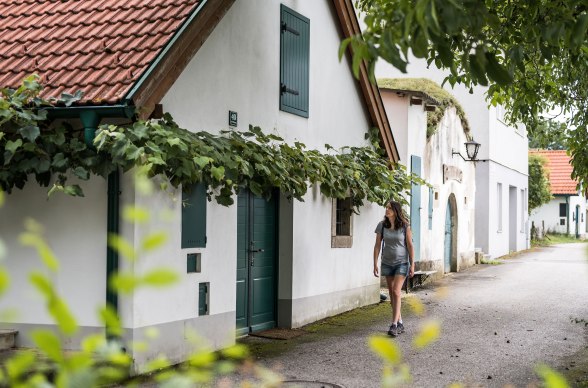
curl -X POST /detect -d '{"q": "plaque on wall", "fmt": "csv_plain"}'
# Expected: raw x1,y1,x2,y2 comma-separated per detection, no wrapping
443,164,463,183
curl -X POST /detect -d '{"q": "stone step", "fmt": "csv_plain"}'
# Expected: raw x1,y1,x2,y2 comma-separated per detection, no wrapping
0,330,17,351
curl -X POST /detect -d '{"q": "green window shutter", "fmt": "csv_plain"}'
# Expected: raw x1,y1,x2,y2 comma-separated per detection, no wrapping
280,5,310,118
182,183,207,248
199,282,209,316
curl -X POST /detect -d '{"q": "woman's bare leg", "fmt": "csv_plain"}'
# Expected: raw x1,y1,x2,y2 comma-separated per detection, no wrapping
390,275,406,324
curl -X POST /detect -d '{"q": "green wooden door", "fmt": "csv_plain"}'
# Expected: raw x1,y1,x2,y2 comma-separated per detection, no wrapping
236,190,278,336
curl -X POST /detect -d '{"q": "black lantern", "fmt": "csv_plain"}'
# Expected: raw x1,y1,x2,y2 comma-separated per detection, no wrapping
452,140,486,162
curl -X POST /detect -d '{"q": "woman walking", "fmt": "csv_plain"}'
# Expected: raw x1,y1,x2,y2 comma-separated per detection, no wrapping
373,200,415,337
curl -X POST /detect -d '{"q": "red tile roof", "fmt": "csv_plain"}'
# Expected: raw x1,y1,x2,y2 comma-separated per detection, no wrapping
529,149,578,195
0,0,200,105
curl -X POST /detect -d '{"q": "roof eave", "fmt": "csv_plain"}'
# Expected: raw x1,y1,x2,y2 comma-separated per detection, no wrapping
124,0,236,119
332,0,399,163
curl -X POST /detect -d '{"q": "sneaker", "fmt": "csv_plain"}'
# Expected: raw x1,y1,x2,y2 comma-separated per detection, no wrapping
397,322,405,334
387,324,399,337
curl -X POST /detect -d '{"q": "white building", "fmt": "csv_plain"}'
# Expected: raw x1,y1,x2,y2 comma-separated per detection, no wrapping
529,150,587,238
0,0,398,372
375,61,529,259
379,79,476,275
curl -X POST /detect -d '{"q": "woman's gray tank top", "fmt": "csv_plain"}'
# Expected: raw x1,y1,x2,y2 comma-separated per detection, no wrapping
375,221,408,266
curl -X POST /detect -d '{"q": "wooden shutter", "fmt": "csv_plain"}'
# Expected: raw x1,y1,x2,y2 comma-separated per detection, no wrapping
181,183,207,248
280,5,310,117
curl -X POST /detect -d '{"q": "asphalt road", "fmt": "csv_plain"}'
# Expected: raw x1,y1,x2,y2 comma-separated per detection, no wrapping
232,243,588,388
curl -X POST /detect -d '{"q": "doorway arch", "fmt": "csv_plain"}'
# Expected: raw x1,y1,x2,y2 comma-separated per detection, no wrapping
444,194,458,273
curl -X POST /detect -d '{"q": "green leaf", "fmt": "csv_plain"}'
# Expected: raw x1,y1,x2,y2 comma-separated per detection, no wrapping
571,14,588,50
484,52,513,85
72,167,90,180
108,234,136,261
19,232,59,271
535,364,570,388
0,190,4,207
99,305,123,338
141,232,168,251
31,330,63,362
18,125,40,142
194,156,212,168
122,206,150,223
63,185,84,197
210,165,225,181
412,320,441,348
141,268,179,287
0,269,10,296
5,139,22,154
338,37,352,61
368,336,402,364
110,273,140,294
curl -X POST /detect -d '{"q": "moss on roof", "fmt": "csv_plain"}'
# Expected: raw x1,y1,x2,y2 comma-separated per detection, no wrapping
378,78,471,138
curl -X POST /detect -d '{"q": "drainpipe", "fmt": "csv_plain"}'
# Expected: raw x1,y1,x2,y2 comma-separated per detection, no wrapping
79,111,120,324
48,106,134,338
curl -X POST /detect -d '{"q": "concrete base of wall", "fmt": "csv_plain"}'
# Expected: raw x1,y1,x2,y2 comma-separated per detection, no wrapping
278,283,379,328
1,312,236,375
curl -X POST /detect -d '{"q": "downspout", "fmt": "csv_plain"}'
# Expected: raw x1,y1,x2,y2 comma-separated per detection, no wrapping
79,111,120,320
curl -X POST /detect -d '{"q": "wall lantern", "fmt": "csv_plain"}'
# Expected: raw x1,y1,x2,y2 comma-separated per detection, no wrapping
452,140,488,162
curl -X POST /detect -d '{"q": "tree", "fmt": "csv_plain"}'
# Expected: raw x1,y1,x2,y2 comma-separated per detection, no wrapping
528,154,552,214
528,119,569,150
348,0,588,186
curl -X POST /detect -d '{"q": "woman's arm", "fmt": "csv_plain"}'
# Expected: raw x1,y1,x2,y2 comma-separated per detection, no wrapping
405,226,415,278
373,233,382,277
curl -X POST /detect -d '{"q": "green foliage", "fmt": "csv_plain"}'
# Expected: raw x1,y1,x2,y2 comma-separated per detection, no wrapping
352,0,588,188
528,119,569,150
528,154,553,213
1,76,419,210
377,78,470,137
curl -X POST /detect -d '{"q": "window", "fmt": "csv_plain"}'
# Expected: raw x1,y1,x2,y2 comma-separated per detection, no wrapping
497,183,503,232
559,203,567,218
181,183,207,248
331,197,353,248
198,282,209,316
280,5,310,117
560,219,566,226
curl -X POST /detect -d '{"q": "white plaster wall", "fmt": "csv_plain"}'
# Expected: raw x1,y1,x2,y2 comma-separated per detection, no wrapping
478,162,529,258
157,0,379,330
0,177,108,328
381,92,409,164
424,108,476,270
530,195,587,237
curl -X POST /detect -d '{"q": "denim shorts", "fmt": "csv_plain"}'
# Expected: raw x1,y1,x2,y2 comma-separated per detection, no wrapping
381,262,408,277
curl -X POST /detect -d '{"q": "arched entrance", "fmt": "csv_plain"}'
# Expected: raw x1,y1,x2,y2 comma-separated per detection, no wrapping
444,194,458,273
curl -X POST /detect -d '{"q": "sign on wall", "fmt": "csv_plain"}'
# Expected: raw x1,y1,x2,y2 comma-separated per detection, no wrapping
443,164,463,183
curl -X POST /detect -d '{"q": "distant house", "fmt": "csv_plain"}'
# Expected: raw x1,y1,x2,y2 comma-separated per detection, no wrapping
529,150,587,238
0,0,398,372
379,78,476,275
375,59,529,259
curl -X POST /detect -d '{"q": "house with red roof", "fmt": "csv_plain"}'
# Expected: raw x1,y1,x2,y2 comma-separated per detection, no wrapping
529,150,586,238
0,0,398,372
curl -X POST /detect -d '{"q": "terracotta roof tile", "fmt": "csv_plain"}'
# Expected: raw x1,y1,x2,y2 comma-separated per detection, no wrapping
0,0,200,105
529,150,579,195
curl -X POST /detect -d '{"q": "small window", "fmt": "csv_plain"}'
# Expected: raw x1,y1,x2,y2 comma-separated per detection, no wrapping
560,219,566,226
280,5,310,117
187,253,201,273
182,183,207,248
198,282,209,316
331,197,353,248
559,203,567,217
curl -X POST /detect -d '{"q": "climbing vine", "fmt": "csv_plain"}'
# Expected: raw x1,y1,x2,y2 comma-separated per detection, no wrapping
1,75,422,209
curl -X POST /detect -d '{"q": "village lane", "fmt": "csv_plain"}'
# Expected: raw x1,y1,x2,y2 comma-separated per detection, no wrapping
232,243,588,388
